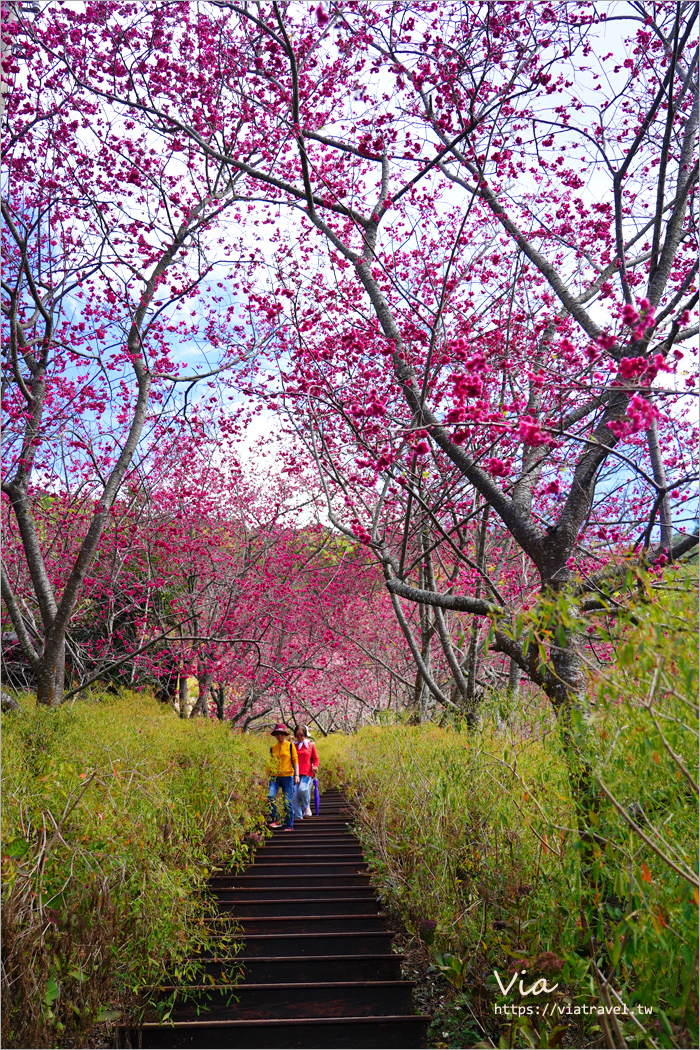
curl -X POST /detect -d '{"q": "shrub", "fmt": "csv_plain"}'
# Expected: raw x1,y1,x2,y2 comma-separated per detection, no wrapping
319,577,698,1049
1,691,268,1049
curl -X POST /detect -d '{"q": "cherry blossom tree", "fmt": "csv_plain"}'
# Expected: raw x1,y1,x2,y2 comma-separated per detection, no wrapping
1,11,256,703
3,1,697,736
2,420,406,729
162,0,697,717
218,529,406,733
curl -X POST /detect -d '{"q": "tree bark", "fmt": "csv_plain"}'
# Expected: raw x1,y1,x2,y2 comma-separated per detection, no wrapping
35,624,66,706
192,672,213,717
178,674,190,718
213,683,226,721
646,418,674,552
508,658,520,700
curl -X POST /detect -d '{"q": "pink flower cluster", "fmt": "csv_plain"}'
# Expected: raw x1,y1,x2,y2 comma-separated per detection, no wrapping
617,352,672,385
351,518,372,544
620,298,656,341
485,457,513,478
354,391,387,417
450,372,483,400
606,395,660,438
448,335,472,362
518,415,551,447
618,356,648,379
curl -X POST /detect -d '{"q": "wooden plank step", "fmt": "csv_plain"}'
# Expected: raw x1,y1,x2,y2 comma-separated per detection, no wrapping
257,838,358,847
265,831,352,839
255,844,363,852
245,838,359,849
196,953,402,983
236,931,393,957
220,873,372,888
217,897,379,917
258,843,363,855
158,980,415,1020
211,885,376,901
269,820,350,827
266,826,352,834
240,953,402,983
246,861,368,875
117,1014,429,1048
225,913,385,934
245,856,367,865
260,830,356,838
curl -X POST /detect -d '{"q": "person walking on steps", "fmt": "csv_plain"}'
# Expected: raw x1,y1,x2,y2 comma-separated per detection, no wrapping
292,725,319,821
267,723,299,831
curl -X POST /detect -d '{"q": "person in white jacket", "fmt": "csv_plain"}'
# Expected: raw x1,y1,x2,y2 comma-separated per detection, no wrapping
292,725,319,820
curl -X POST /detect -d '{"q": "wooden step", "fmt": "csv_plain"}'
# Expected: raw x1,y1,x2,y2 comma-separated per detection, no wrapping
257,843,363,855
221,873,372,888
160,979,415,1020
236,930,394,957
269,820,350,828
240,953,402,983
265,830,353,838
226,913,385,934
247,853,365,865
246,861,368,875
211,885,376,902
197,953,403,983
117,1014,429,1048
218,896,379,917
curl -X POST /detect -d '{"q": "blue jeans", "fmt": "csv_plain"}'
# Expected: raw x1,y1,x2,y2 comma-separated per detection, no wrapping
293,775,313,819
268,776,294,828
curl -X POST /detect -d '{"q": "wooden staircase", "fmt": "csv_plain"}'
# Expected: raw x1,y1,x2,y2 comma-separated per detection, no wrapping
116,789,428,1048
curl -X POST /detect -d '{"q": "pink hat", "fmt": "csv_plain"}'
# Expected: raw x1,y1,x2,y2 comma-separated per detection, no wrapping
271,723,289,735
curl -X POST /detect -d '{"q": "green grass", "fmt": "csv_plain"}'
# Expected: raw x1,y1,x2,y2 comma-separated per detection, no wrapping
1,691,269,1049
318,579,699,1049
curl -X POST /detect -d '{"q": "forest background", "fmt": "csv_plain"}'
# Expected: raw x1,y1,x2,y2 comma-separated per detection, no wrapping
1,1,698,1048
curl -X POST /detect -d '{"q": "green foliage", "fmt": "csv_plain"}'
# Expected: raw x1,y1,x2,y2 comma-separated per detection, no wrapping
1,691,268,1049
580,574,699,1047
319,577,698,1048
435,953,471,992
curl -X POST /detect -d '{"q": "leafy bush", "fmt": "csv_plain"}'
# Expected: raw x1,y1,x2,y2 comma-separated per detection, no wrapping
1,691,268,1049
319,578,698,1049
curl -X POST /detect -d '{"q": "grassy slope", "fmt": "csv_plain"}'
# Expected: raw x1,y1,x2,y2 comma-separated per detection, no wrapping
318,577,698,1049
1,691,269,1049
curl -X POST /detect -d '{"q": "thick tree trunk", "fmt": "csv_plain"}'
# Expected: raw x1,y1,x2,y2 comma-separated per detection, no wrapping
546,630,603,943
192,672,213,717
36,629,66,706
213,683,226,720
